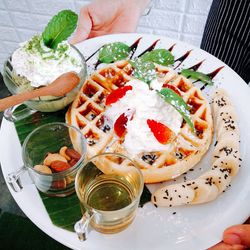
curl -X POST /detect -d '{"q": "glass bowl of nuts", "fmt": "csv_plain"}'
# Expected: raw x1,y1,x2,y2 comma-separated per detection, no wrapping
6,122,87,197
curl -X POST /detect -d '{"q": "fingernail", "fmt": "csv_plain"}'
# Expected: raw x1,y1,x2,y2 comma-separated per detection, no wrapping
225,233,242,244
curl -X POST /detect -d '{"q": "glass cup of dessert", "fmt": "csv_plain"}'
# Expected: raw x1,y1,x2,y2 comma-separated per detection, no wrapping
74,153,144,241
2,35,87,122
6,122,87,197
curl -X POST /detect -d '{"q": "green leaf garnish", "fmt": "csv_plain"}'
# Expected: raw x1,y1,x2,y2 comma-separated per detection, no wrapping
99,42,131,63
158,88,195,132
140,49,174,66
130,59,156,84
42,10,78,49
181,69,213,85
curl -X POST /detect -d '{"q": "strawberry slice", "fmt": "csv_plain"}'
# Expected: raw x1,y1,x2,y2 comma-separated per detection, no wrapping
114,111,134,137
162,83,181,96
147,119,174,144
105,85,132,106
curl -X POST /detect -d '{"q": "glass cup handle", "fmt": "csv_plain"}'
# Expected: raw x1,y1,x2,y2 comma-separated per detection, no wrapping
6,166,27,192
74,212,93,241
4,105,37,122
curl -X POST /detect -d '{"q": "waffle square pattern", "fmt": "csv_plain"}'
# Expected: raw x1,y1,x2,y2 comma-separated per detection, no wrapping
66,60,213,183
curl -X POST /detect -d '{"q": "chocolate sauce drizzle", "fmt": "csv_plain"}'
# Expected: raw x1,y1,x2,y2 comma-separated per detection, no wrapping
188,60,205,71
86,47,102,62
207,66,224,79
168,43,176,52
129,37,142,59
137,39,160,57
174,50,192,70
86,37,224,91
200,66,224,90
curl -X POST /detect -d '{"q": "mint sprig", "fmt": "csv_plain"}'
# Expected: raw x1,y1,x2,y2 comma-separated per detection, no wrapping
181,69,213,85
99,42,131,63
42,10,78,49
130,59,156,84
140,49,174,66
158,88,195,132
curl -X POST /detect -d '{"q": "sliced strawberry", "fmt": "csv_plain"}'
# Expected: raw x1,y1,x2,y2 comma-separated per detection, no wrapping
105,85,132,106
114,111,134,137
114,113,128,137
162,83,181,96
147,119,174,144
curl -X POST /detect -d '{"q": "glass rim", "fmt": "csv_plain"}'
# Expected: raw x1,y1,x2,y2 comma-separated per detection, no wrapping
22,122,87,176
3,44,87,101
75,152,144,213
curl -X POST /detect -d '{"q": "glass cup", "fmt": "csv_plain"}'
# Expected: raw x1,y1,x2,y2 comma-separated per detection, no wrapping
6,122,87,197
2,45,87,122
74,153,144,241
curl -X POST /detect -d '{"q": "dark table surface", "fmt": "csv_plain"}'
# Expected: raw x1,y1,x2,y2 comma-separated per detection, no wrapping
0,73,26,217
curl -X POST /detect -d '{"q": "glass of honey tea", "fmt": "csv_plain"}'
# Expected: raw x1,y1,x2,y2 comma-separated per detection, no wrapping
74,153,144,240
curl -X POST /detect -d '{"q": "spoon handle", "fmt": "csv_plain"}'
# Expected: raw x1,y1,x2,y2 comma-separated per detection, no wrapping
0,90,41,111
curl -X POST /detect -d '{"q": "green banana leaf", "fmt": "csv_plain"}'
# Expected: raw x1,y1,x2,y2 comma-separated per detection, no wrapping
14,105,151,232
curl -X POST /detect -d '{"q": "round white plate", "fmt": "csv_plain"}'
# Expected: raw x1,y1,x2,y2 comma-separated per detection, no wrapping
1,33,250,250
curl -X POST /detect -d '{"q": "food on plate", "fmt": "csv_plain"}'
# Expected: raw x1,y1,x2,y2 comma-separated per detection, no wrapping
66,59,213,183
152,89,241,206
3,10,86,112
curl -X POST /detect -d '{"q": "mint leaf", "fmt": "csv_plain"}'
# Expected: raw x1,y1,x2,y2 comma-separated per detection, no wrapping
42,10,78,49
158,88,195,132
130,59,156,84
181,69,213,85
140,49,174,66
99,42,131,63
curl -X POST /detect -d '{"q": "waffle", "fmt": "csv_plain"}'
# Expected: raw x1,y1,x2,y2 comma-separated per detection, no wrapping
66,60,213,183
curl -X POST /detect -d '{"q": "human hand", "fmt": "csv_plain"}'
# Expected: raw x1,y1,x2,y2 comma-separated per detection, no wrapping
71,0,149,44
208,224,250,250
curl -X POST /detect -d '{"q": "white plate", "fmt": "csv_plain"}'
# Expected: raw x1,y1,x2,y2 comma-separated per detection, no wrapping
1,33,250,250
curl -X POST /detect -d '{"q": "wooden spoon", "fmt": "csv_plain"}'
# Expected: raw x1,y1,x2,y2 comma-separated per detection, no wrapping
0,72,80,112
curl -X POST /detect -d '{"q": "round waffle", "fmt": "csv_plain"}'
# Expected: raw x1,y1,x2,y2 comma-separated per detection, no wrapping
66,60,213,183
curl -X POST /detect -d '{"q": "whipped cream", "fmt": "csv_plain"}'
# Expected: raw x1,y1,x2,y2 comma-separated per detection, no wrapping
11,35,82,87
105,79,183,156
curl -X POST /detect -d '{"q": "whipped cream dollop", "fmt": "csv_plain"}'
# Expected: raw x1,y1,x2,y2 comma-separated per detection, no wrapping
11,35,82,87
105,79,183,156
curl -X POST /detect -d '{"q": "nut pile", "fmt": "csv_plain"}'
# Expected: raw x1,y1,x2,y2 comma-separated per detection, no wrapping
34,146,81,174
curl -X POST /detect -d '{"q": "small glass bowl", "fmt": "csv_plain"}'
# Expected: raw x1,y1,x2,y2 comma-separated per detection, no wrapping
2,45,87,113
7,122,87,197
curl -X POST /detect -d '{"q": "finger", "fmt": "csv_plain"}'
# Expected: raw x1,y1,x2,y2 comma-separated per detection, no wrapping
223,225,250,247
70,7,92,44
208,242,246,250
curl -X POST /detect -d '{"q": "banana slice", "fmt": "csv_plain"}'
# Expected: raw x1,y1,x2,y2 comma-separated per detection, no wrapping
152,183,195,207
200,168,232,194
215,106,239,136
212,90,232,119
212,137,239,163
212,156,240,177
217,131,239,146
188,179,218,204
